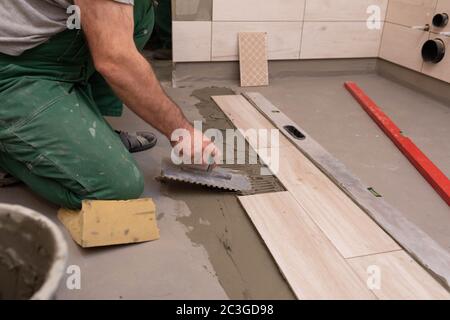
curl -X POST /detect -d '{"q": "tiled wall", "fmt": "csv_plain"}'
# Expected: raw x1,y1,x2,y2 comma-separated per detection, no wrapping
172,0,450,84
381,0,450,83
172,0,387,62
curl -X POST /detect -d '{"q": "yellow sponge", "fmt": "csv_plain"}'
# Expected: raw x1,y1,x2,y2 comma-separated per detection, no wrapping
58,198,160,248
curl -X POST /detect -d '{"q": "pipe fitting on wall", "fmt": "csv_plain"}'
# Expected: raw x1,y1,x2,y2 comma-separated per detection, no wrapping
432,13,449,28
411,24,430,31
422,38,446,63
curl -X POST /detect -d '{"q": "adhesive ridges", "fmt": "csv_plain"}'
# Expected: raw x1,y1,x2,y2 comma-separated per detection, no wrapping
191,87,286,195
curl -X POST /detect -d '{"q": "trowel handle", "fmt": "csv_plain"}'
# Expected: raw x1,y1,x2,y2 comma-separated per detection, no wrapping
206,154,215,172
206,136,217,172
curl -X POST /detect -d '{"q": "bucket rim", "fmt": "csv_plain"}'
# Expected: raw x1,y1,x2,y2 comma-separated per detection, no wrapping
0,203,68,300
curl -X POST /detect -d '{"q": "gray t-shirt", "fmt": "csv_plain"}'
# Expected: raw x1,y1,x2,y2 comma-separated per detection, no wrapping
0,0,134,56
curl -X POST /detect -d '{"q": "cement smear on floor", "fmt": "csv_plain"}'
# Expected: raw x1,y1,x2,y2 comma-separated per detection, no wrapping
161,86,293,299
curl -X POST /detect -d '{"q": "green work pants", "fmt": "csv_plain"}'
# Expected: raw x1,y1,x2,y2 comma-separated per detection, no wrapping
0,1,155,209
155,0,172,49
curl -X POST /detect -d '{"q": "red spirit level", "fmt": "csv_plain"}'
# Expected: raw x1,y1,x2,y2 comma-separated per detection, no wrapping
345,81,450,206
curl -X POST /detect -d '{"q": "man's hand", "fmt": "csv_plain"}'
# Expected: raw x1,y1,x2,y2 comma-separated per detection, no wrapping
172,127,222,168
74,0,218,165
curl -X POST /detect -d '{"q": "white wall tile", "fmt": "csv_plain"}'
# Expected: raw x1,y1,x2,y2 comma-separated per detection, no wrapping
213,0,305,21
212,22,302,61
172,21,212,62
305,0,388,21
379,22,429,71
301,22,383,59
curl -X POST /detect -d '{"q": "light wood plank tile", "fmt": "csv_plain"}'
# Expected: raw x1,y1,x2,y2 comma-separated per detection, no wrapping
213,95,401,259
173,21,212,62
348,251,450,300
260,145,401,258
212,22,302,61
239,192,375,300
301,22,383,59
213,0,305,22
212,95,292,149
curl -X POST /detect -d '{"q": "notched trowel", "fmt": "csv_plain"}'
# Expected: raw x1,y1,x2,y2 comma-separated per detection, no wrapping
158,159,252,192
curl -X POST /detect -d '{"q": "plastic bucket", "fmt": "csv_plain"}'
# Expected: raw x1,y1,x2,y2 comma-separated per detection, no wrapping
0,204,67,300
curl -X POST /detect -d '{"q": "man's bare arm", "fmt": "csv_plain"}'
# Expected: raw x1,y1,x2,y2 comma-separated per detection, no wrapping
75,0,191,138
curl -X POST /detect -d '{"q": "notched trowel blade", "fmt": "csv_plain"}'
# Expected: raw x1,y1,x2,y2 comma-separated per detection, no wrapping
158,159,252,192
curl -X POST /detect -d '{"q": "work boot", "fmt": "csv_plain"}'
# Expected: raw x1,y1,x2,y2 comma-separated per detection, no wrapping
0,169,19,187
116,131,158,154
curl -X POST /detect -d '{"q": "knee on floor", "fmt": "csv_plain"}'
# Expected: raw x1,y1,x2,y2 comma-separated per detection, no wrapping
102,163,145,201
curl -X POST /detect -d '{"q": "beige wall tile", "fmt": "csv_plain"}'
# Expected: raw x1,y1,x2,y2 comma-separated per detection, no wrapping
305,0,388,21
212,22,302,61
379,22,428,71
213,0,305,21
172,21,212,62
386,0,437,27
301,22,383,59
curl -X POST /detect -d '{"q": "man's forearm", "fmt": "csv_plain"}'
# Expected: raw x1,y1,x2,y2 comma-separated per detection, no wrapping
75,0,193,140
74,0,220,165
98,50,191,138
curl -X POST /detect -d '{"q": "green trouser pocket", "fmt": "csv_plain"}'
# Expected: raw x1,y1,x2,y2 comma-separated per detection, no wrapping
0,78,69,132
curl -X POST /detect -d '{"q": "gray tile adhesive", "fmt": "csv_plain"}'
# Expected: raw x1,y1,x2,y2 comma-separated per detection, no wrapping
0,205,67,300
